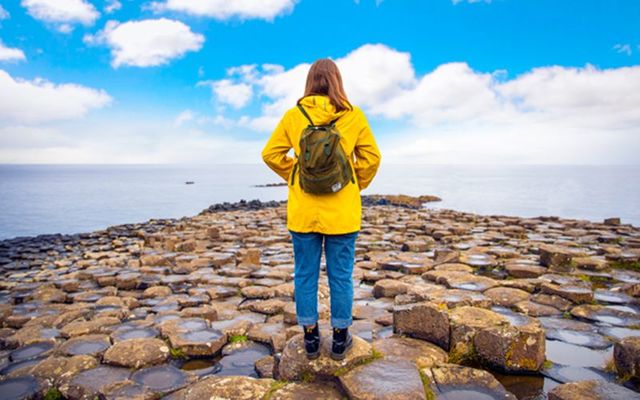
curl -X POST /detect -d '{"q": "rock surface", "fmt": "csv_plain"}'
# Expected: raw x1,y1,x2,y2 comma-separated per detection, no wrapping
1,195,639,399
278,331,373,381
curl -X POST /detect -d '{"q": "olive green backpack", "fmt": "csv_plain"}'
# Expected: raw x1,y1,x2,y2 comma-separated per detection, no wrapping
291,103,355,194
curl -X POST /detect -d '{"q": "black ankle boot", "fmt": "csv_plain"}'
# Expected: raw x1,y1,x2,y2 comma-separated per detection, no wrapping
303,323,320,360
330,327,353,360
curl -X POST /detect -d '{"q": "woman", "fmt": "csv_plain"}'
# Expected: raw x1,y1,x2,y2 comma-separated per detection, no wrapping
261,58,381,360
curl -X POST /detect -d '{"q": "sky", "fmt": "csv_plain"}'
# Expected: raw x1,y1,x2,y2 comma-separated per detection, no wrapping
0,0,639,164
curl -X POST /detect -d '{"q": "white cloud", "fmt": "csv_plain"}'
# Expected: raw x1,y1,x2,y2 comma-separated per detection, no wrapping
85,18,204,68
105,0,122,13
208,79,253,109
613,44,632,56
0,5,10,20
0,120,264,163
173,109,195,127
0,42,26,62
151,0,297,20
21,0,100,29
207,43,640,164
0,69,112,124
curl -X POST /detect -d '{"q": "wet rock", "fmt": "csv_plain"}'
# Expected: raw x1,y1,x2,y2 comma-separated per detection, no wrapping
571,304,640,327
278,332,372,381
514,300,562,317
9,341,54,362
269,381,344,400
218,340,271,377
165,376,274,400
474,313,546,372
393,302,450,349
541,282,594,304
0,376,41,400
447,306,508,361
103,338,170,369
254,355,276,378
422,364,517,400
372,336,447,368
505,262,547,278
372,279,408,298
60,317,121,337
30,354,98,383
131,364,190,393
539,244,575,272
614,336,640,380
548,380,640,400
101,381,157,400
143,286,172,298
484,287,531,307
59,365,131,399
58,334,111,357
339,358,426,400
169,328,227,357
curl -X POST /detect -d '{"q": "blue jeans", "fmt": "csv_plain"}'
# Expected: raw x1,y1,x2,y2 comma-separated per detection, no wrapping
289,230,359,329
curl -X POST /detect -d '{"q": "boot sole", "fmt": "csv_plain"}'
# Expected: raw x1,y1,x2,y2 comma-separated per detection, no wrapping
329,338,353,361
306,349,320,360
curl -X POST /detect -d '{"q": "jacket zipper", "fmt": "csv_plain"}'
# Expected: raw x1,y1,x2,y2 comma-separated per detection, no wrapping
290,163,298,186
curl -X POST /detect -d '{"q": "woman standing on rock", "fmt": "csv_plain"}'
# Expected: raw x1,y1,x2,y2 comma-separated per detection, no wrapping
262,59,381,360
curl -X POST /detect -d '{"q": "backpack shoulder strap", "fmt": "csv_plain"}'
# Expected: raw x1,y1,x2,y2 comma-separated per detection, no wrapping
297,104,314,126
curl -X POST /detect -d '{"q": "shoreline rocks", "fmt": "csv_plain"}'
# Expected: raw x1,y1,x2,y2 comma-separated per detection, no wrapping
0,194,639,399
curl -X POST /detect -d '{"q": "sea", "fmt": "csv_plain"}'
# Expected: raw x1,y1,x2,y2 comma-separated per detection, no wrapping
1,164,639,240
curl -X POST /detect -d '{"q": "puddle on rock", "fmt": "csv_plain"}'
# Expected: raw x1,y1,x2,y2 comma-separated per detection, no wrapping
132,364,189,392
179,359,222,376
491,306,531,327
490,372,550,400
594,290,634,305
0,376,40,400
217,341,271,377
599,326,640,340
546,329,611,349
546,340,612,368
9,341,54,362
542,364,609,384
111,327,158,342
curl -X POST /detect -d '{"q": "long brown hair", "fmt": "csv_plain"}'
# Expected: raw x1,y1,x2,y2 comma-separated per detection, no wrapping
298,58,353,112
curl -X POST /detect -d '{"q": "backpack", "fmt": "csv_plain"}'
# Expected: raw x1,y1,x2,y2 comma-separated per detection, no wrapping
291,103,355,194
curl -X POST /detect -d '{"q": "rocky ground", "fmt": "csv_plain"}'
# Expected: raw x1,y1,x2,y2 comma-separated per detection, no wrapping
0,195,639,400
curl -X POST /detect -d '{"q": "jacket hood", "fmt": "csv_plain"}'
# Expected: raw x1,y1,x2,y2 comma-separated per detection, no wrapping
298,95,349,125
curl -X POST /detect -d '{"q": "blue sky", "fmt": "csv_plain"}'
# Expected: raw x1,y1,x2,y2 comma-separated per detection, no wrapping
1,0,639,164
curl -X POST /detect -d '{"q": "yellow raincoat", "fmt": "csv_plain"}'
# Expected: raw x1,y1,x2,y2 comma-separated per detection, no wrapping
261,95,381,234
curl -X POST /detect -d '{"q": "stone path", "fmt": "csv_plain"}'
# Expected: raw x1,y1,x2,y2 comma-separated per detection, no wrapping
0,196,639,399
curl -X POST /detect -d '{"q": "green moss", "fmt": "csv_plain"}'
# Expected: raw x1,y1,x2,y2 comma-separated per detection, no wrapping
170,347,187,359
262,380,288,400
333,348,384,377
604,357,617,374
542,360,553,370
229,334,248,344
300,370,316,383
44,388,63,400
562,311,572,319
610,260,640,272
419,370,436,400
448,342,477,365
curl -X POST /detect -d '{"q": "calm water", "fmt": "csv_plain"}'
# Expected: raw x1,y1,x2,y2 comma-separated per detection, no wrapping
0,164,638,240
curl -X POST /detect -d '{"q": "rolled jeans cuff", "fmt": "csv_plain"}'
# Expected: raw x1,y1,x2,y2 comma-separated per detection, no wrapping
331,317,352,329
297,315,318,327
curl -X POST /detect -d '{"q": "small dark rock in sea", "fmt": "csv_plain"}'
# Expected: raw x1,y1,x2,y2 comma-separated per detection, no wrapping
254,182,288,187
200,199,284,214
185,181,195,185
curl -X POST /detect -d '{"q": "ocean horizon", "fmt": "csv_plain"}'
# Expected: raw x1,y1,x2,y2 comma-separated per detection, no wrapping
1,163,639,240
